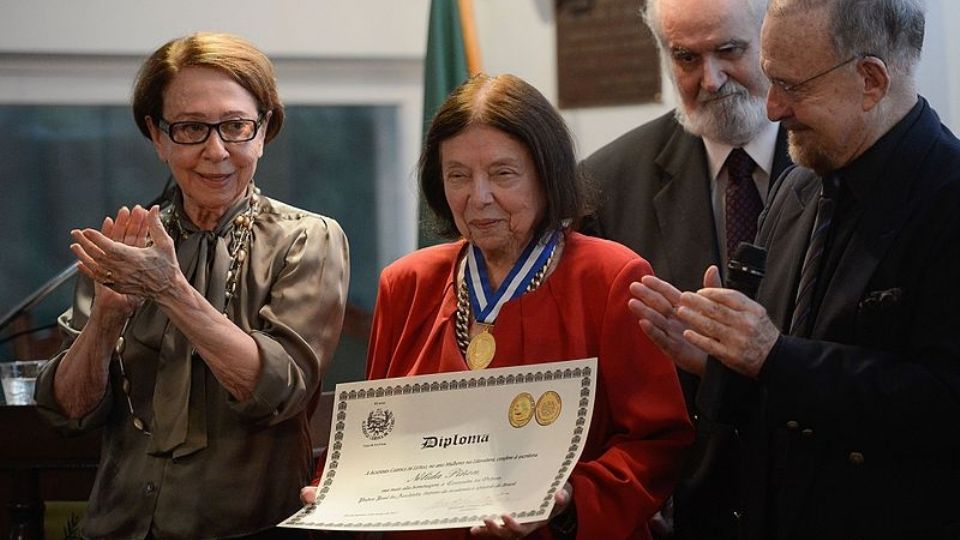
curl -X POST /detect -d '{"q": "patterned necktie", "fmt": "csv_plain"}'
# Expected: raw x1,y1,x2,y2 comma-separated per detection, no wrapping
724,148,763,260
789,175,839,336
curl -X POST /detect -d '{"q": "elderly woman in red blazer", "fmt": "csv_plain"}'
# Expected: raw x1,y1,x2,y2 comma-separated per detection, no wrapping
304,73,692,540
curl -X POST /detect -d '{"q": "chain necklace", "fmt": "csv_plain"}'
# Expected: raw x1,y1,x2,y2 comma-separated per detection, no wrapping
115,190,261,435
454,240,559,362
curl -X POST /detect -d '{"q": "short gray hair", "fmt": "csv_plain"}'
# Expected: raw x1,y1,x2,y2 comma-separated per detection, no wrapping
770,0,925,76
641,0,771,48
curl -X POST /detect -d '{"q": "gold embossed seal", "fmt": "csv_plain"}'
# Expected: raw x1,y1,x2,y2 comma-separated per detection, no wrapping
508,392,536,428
535,390,562,426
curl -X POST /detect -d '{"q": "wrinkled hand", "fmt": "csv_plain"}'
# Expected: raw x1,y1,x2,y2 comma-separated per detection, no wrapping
675,266,780,378
71,205,179,309
469,483,573,538
628,273,710,376
69,206,146,317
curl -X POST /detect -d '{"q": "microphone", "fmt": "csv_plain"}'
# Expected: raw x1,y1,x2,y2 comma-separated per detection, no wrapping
695,242,767,424
723,242,766,300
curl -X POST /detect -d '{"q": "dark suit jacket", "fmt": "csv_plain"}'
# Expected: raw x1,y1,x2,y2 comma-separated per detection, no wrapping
581,111,792,294
581,111,791,540
737,98,960,539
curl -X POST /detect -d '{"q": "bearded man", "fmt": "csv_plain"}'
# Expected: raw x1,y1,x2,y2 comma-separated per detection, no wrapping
581,0,790,537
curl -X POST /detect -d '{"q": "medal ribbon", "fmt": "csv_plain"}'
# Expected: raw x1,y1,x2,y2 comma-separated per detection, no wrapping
466,229,560,324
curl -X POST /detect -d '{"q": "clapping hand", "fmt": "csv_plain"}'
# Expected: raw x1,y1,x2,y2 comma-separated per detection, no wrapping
628,269,718,377
674,266,779,378
630,265,780,379
70,204,178,315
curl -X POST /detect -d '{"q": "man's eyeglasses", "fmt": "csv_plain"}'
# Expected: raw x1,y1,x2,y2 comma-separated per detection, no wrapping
157,116,263,145
769,55,863,97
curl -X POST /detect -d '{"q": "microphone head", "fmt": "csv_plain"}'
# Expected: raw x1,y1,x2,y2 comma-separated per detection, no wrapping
729,242,767,275
725,242,767,299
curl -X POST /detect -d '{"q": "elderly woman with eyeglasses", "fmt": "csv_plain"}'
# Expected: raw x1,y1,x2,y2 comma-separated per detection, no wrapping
301,74,692,540
34,32,349,540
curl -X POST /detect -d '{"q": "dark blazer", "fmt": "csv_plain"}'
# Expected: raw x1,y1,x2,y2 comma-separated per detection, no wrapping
581,111,791,540
581,111,792,294
738,98,960,539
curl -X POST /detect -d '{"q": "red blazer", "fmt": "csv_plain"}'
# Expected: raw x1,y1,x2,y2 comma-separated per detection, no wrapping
360,232,693,540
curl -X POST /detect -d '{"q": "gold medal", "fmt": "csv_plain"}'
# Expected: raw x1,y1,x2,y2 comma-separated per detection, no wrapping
466,326,496,370
535,390,563,426
508,392,536,428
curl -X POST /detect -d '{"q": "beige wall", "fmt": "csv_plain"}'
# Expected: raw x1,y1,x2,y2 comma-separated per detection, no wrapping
0,0,429,58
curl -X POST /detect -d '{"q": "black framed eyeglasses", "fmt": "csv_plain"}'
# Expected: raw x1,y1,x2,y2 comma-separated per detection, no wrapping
157,115,263,145
769,55,862,98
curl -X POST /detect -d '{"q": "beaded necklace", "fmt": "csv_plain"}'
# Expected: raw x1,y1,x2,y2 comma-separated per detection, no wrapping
115,191,260,434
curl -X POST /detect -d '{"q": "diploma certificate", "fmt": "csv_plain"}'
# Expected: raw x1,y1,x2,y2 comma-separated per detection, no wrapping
281,358,597,532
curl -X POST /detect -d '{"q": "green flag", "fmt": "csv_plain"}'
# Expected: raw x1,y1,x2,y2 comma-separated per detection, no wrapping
423,0,470,136
419,0,472,247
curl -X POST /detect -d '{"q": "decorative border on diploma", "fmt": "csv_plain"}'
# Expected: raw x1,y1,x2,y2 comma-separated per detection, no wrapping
285,365,594,529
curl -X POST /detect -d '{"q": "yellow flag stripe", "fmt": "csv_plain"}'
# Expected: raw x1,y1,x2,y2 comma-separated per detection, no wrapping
457,0,483,75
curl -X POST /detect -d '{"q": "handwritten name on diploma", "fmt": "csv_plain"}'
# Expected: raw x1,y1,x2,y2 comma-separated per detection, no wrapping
409,467,481,482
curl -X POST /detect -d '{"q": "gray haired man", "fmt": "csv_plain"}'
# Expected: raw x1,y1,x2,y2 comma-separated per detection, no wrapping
632,1,960,537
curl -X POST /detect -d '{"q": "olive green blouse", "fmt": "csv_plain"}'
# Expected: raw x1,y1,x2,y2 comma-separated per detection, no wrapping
35,194,349,539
